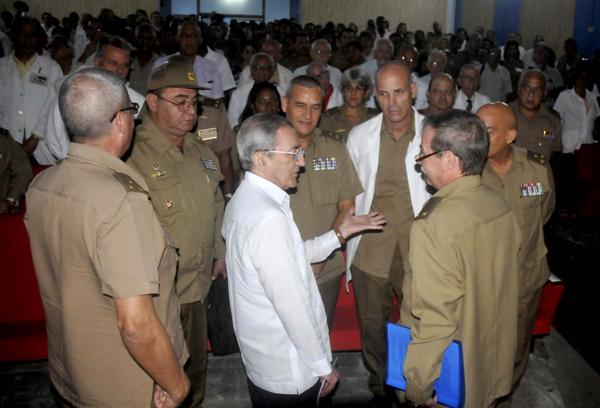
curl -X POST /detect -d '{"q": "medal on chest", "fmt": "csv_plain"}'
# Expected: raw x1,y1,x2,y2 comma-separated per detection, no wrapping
201,158,218,171
520,182,544,197
312,157,337,171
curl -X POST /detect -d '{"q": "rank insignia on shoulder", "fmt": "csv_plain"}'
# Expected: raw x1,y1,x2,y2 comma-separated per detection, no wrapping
202,97,220,109
415,197,441,220
150,163,166,179
201,158,218,171
520,182,544,197
527,150,547,165
197,127,218,141
312,157,337,171
113,172,149,196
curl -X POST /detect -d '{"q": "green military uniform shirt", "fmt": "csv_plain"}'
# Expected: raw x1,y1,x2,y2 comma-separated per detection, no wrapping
0,132,33,204
482,145,555,296
289,128,363,284
353,124,415,278
127,117,225,304
404,175,520,407
319,106,378,143
511,100,562,158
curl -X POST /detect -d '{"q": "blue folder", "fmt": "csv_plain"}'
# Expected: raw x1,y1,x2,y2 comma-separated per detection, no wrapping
386,322,465,408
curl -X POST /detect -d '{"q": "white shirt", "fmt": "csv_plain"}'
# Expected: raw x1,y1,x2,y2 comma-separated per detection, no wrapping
205,47,236,92
239,63,293,91
293,63,342,88
222,171,335,394
415,74,431,110
553,88,600,153
479,63,513,102
154,53,224,98
227,80,285,128
43,70,145,164
453,90,491,112
0,53,63,163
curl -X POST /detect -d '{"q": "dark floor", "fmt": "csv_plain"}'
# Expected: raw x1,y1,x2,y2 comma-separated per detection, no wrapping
1,215,599,407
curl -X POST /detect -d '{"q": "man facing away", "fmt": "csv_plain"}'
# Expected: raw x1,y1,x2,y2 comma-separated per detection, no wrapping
401,109,520,408
222,113,385,408
25,68,189,407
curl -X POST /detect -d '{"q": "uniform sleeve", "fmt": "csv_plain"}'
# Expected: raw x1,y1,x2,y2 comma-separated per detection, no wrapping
251,215,332,376
4,137,33,201
96,192,161,298
213,183,226,260
403,221,463,405
212,104,235,153
542,164,556,224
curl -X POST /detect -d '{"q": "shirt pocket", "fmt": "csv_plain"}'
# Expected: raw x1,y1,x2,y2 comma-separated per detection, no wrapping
314,173,340,206
147,175,186,227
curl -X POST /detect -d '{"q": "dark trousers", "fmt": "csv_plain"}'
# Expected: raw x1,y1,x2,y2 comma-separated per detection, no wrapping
180,300,208,408
247,378,322,408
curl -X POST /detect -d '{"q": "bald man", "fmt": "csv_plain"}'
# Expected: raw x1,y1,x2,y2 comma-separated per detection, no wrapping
477,103,555,401
346,62,430,403
419,73,456,116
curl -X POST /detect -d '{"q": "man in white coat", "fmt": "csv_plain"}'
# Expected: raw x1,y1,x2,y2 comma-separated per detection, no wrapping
43,36,144,164
345,61,430,404
0,17,62,164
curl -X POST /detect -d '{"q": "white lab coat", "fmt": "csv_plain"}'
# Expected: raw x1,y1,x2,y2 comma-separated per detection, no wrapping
345,109,430,280
0,53,63,163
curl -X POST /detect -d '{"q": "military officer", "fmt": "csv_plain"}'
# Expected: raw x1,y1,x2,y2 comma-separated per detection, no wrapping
195,96,238,196
0,128,33,213
127,55,226,407
402,109,520,408
25,68,189,407
319,67,377,143
283,76,364,330
511,69,562,158
477,103,555,401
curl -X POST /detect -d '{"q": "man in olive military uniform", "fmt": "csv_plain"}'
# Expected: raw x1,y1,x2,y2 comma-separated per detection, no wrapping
196,96,238,196
345,62,430,403
127,55,226,407
283,76,364,330
25,68,189,407
319,106,377,143
401,109,520,408
0,129,33,213
511,69,562,158
477,103,555,403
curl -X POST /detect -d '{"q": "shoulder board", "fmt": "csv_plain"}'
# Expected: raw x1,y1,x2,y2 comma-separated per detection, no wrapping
318,128,340,141
527,150,548,166
201,97,221,109
323,107,341,116
113,172,150,197
415,197,441,220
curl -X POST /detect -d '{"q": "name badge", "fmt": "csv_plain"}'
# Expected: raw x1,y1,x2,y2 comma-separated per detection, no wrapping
197,127,218,141
520,182,544,197
201,158,218,171
312,157,337,171
30,74,48,86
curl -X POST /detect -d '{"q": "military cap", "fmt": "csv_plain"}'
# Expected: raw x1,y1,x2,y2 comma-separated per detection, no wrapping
147,55,207,91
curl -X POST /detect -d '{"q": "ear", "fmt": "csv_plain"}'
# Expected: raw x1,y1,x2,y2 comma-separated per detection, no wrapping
281,96,288,113
146,93,159,113
506,128,517,145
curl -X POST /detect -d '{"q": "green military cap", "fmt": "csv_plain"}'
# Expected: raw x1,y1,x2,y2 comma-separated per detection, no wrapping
147,55,207,91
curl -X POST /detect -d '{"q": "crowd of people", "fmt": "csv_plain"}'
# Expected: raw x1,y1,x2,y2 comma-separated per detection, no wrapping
1,1,599,407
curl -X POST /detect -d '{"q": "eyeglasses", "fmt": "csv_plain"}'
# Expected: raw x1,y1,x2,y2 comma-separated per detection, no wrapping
415,150,442,162
110,102,139,122
262,147,305,161
152,92,199,112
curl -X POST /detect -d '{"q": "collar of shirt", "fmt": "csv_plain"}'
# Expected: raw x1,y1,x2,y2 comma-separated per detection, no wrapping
435,174,482,199
245,171,290,209
13,52,37,78
68,142,148,188
138,116,196,156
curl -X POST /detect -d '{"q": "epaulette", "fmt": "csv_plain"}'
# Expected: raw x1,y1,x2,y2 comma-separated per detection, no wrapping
415,197,441,220
323,107,341,117
527,150,547,166
202,97,221,110
113,172,150,197
319,128,339,140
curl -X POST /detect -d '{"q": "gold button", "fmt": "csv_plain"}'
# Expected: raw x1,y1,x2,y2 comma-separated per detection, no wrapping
165,200,173,209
